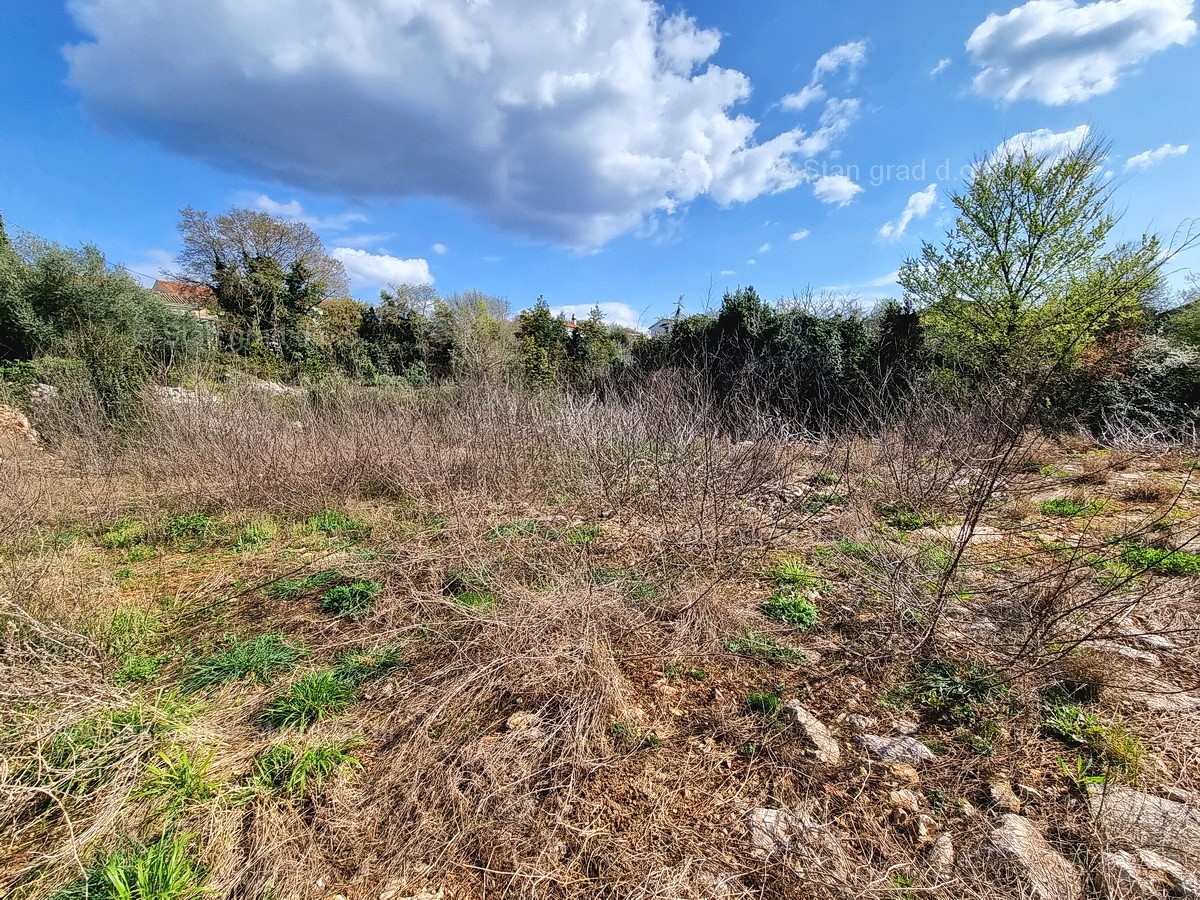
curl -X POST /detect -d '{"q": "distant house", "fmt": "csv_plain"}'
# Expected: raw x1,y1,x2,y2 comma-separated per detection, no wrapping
151,280,218,321
648,317,675,338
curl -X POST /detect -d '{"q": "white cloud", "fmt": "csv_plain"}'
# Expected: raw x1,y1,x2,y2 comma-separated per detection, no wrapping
878,183,938,240
867,270,901,288
331,248,433,288
995,125,1093,160
549,302,642,331
780,84,826,111
1125,141,1190,168
789,230,811,241
967,0,1196,105
929,58,953,77
813,174,864,205
251,194,366,230
66,1,861,249
431,242,449,255
758,242,772,253
813,41,868,78
720,269,736,276
746,258,757,265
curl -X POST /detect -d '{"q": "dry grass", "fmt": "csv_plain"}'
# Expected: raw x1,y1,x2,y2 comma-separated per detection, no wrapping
2,380,1199,899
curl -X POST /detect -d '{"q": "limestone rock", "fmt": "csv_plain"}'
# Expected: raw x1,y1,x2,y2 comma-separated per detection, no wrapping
742,808,852,881
857,734,936,766
989,779,1023,813
988,814,1082,900
1099,849,1200,899
924,833,955,872
0,404,38,448
781,701,840,765
844,713,876,733
1091,786,1200,869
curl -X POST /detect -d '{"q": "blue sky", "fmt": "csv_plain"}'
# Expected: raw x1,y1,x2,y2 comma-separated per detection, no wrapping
2,0,1197,329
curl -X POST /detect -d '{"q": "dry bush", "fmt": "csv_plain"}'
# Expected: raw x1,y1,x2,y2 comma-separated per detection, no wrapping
1119,477,1177,504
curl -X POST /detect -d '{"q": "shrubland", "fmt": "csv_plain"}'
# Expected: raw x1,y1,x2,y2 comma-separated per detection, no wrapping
0,137,1199,899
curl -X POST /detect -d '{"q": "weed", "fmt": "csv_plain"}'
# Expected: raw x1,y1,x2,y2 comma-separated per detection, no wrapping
98,518,150,550
797,491,843,514
487,519,552,540
662,664,707,682
306,508,367,538
101,606,161,656
763,559,822,589
877,503,939,531
183,633,307,692
919,544,954,573
265,568,343,600
810,471,840,486
114,653,165,685
1118,544,1200,576
1042,696,1143,773
235,517,279,549
453,589,497,612
261,671,356,729
50,832,211,900
1058,754,1107,792
137,748,219,814
122,545,157,563
833,539,875,559
900,659,1006,726
724,628,807,666
319,579,381,619
760,591,818,628
609,722,662,749
331,644,404,684
564,523,602,545
1040,496,1102,517
254,739,362,798
745,690,781,717
165,513,218,549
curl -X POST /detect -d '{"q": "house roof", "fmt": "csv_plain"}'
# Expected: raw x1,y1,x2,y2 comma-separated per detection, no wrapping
151,280,216,305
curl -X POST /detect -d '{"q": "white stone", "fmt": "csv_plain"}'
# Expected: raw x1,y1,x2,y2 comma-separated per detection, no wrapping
856,734,935,766
988,814,1082,900
781,701,840,766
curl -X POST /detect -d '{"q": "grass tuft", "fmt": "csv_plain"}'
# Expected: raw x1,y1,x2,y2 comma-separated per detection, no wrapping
254,739,363,798
136,748,219,814
760,591,818,628
318,579,381,619
183,633,307,692
50,832,210,900
265,568,343,600
724,628,807,666
261,671,356,730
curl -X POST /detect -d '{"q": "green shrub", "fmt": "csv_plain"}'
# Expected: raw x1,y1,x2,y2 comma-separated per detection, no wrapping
164,513,218,548
760,592,818,628
98,518,150,549
261,671,355,729
724,628,807,666
319,579,381,619
183,633,307,692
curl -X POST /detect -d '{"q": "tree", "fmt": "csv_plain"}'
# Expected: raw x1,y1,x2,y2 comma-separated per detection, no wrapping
515,296,567,387
899,137,1162,379
564,305,621,385
176,207,347,357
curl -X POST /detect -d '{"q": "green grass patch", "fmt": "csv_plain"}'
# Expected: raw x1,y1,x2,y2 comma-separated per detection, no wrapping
724,628,807,666
1040,497,1103,517
762,558,822,589
319,579,381,619
745,690,781,717
487,519,554,541
165,513,220,549
797,491,843,514
265,568,343,600
99,606,161,656
234,517,279,550
136,748,219,814
564,523,602,545
113,652,165,685
49,832,210,900
760,591,818,628
183,633,307,692
261,670,356,730
1042,696,1144,774
877,503,940,531
254,739,362,798
98,518,150,550
1118,543,1200,576
609,722,662,749
331,644,405,684
453,589,496,612
305,508,368,539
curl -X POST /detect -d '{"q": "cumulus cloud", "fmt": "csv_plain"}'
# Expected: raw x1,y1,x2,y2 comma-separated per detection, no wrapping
780,84,826,111
878,183,938,240
720,269,736,275
995,125,1093,161
929,58,953,77
432,242,449,255
66,0,862,249
967,0,1196,105
758,242,772,253
1125,142,1189,168
251,194,366,231
550,302,642,331
781,40,865,114
331,248,433,288
789,230,811,241
813,174,864,206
